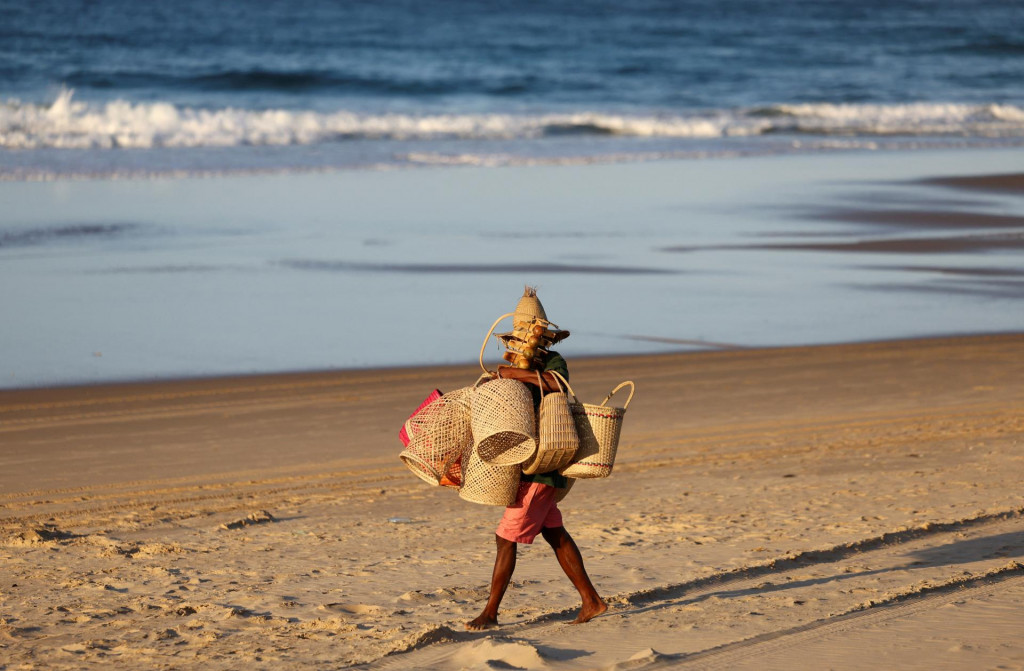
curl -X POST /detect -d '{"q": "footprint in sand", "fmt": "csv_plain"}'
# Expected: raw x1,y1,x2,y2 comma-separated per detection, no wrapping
396,586,487,604
432,586,489,602
320,603,386,617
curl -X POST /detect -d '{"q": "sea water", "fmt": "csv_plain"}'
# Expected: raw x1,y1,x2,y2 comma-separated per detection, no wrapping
2,0,1023,178
1,0,1022,388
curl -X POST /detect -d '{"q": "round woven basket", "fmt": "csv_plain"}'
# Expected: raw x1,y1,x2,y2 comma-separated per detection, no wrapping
458,441,521,506
472,379,537,466
399,387,473,485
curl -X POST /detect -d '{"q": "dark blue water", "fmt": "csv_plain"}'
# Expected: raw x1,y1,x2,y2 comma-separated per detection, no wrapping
2,0,1022,177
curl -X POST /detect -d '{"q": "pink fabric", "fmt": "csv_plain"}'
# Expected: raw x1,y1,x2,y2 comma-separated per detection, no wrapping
496,481,563,544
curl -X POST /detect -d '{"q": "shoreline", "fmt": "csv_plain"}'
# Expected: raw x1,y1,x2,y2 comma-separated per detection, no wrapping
2,330,1022,395
3,143,1023,184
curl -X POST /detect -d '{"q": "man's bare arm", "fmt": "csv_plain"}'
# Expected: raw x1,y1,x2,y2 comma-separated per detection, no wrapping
495,366,563,393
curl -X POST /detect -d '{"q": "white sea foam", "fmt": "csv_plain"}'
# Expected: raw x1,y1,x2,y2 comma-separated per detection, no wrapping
3,90,1024,151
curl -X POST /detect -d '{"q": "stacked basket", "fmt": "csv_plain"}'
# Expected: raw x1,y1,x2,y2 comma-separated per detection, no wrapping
398,371,635,505
397,288,635,505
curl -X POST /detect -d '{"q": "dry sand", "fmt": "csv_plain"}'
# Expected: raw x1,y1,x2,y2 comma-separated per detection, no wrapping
1,334,1023,669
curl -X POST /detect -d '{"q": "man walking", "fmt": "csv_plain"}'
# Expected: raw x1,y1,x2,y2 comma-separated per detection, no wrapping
466,289,606,630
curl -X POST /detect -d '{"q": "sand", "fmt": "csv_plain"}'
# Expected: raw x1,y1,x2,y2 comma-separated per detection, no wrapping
2,334,1023,669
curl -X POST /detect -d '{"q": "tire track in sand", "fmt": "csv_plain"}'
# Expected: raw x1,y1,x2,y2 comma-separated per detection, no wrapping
362,510,1024,669
647,564,1024,670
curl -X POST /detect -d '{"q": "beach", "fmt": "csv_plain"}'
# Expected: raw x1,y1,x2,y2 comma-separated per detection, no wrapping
3,2,1024,667
2,333,1022,669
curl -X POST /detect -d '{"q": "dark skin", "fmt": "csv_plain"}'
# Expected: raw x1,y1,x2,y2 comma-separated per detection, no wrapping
494,365,563,393
466,366,607,630
465,529,607,630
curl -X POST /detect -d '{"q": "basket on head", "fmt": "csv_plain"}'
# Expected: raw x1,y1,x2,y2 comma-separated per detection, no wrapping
522,370,579,475
481,288,571,374
458,440,521,506
471,378,537,465
514,286,547,324
399,386,473,485
553,372,636,479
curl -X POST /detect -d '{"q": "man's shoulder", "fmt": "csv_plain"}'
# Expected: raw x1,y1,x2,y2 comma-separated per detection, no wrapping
544,351,568,378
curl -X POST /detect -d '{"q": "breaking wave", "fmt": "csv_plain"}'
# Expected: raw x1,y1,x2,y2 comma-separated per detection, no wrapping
3,89,1024,151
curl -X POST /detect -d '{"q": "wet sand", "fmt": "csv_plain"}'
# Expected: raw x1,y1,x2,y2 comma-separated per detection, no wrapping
922,173,1024,193
739,233,1024,255
4,151,1024,390
2,334,1022,669
662,169,1024,262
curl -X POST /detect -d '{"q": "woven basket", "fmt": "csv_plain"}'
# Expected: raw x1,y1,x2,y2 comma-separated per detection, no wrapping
553,372,635,479
472,378,537,466
458,440,521,506
514,286,548,323
399,386,473,485
522,371,579,475
438,453,462,488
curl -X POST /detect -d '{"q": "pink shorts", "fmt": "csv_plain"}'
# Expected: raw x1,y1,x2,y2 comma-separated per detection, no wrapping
496,481,563,544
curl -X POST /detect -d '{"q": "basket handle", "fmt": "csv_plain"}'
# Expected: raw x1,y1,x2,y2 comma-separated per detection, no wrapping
548,371,579,404
534,369,566,399
600,380,636,409
479,312,515,375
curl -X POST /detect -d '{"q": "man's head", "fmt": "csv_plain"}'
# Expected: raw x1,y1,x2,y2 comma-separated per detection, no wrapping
496,287,570,369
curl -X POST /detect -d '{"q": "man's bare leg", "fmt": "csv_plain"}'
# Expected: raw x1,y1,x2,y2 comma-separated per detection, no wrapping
541,526,607,623
466,535,517,630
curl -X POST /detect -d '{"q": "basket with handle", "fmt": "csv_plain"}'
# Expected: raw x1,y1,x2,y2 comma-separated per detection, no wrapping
522,370,579,475
552,372,635,479
399,386,474,485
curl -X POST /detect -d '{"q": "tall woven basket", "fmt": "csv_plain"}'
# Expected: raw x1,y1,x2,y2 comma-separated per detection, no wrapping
553,372,636,479
458,440,521,506
399,386,473,485
522,370,579,475
471,378,537,466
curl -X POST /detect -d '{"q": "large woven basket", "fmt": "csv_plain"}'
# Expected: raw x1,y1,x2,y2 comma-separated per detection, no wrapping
554,372,635,479
472,378,537,466
522,371,579,475
399,386,473,485
458,440,521,506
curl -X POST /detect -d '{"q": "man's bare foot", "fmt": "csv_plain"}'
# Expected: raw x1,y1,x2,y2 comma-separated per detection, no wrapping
572,598,607,624
465,613,499,631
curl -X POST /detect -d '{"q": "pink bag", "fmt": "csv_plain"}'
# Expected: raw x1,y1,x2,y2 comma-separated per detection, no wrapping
399,389,443,446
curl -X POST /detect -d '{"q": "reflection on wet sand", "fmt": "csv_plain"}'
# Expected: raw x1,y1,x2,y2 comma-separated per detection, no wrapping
661,171,1024,299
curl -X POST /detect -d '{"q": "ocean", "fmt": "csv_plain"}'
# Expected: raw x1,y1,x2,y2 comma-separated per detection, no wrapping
1,0,1022,388
2,0,1023,179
